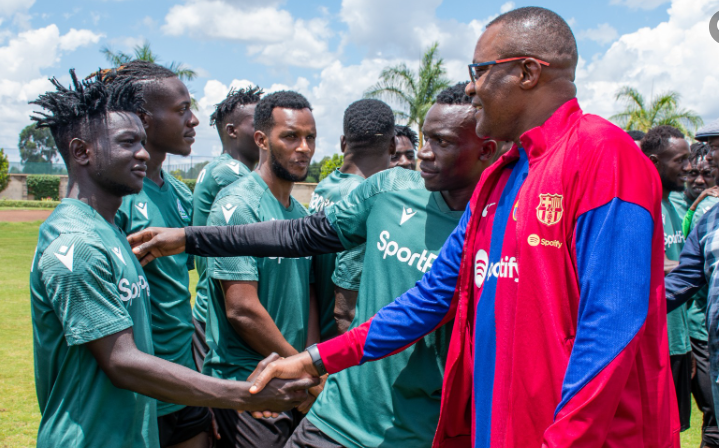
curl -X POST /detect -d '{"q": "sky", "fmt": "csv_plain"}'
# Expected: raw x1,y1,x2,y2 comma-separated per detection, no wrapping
1,0,718,164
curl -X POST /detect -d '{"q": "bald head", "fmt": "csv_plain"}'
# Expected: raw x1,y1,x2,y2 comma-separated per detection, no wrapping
487,7,578,74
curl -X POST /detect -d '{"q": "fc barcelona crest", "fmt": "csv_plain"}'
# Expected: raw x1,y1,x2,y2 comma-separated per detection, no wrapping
536,194,563,226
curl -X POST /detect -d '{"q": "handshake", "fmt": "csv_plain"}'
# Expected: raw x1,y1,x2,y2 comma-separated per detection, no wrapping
245,351,324,418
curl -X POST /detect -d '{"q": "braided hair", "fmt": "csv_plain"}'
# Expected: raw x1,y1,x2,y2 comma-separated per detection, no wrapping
210,86,264,129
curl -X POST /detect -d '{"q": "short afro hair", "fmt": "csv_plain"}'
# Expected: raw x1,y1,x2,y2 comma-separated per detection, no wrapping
640,125,685,156
626,130,645,141
435,82,472,105
254,90,312,134
395,125,418,149
30,69,145,167
487,7,578,69
343,99,395,146
210,85,264,129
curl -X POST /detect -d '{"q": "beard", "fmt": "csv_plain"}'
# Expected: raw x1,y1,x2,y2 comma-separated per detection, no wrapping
660,174,684,193
269,143,308,182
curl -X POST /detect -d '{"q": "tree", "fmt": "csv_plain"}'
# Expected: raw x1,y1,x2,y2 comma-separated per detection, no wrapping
101,40,197,81
319,154,343,181
19,124,57,165
306,156,329,183
0,148,9,193
364,42,451,148
610,87,703,137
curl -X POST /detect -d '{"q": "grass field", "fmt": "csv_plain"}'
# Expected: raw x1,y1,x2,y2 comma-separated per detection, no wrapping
0,220,704,446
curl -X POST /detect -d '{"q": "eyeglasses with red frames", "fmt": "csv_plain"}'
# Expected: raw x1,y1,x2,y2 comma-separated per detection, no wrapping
468,57,550,82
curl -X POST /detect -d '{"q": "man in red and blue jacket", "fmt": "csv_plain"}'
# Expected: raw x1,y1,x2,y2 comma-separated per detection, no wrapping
129,7,679,448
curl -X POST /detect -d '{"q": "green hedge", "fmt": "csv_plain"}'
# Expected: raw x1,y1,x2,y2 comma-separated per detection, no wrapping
0,199,60,209
27,175,60,201
182,179,196,192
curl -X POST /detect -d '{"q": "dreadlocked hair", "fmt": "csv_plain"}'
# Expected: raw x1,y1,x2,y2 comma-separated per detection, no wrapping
690,142,709,164
101,60,176,84
30,69,145,166
395,125,418,149
210,85,264,128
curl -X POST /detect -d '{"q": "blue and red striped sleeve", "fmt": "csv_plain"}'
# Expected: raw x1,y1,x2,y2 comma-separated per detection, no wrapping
543,130,661,447
318,203,471,373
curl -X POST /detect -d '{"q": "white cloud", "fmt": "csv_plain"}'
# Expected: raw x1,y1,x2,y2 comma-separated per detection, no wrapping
577,23,619,45
576,0,719,128
500,1,515,13
609,0,670,10
0,0,34,18
162,1,334,69
0,25,104,154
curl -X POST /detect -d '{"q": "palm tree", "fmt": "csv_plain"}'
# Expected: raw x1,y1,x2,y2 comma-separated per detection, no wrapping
610,87,703,137
101,40,197,81
364,42,451,148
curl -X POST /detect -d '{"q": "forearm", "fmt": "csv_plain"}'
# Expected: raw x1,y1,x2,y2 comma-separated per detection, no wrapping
229,309,298,358
306,287,320,347
186,212,345,258
333,286,358,335
666,226,707,312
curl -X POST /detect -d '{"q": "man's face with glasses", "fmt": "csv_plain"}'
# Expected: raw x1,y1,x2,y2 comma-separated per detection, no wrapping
390,136,416,170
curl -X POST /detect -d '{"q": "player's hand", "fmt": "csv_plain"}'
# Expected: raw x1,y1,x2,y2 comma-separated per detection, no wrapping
664,255,679,276
296,374,327,414
247,354,283,419
127,227,187,266
249,351,319,396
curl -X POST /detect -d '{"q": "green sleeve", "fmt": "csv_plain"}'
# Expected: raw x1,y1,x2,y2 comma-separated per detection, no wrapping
206,195,259,282
40,235,133,346
331,244,365,291
682,209,695,237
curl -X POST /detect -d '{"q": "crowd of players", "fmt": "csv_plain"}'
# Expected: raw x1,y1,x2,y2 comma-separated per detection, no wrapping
27,5,719,448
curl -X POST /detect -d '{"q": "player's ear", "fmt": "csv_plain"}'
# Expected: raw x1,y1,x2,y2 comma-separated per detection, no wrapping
254,130,269,152
69,138,91,166
225,123,238,139
479,139,497,161
388,135,397,156
648,154,660,170
340,135,347,154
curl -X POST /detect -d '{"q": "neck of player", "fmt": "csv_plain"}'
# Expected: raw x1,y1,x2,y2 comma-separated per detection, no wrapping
440,184,475,211
256,160,294,208
144,144,167,187
65,174,123,223
340,152,389,178
225,146,257,172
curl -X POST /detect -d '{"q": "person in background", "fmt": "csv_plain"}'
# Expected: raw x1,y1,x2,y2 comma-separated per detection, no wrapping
307,98,396,339
192,86,263,370
390,125,418,170
626,129,645,146
641,125,692,433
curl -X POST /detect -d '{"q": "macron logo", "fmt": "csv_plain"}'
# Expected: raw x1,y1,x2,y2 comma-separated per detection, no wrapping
112,247,126,265
135,202,148,219
400,207,417,225
55,244,75,272
222,203,238,223
227,161,240,175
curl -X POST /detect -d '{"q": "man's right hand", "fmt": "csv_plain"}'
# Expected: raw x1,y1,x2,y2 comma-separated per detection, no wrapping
249,351,319,395
127,227,187,266
243,376,319,413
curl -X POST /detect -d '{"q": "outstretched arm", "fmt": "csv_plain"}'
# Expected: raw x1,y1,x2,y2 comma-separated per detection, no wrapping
86,328,317,412
665,216,709,312
250,204,471,392
129,212,344,265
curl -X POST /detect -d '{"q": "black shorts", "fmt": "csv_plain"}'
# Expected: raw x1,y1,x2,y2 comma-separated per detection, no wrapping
192,317,210,371
691,338,719,445
670,352,692,432
213,407,304,448
283,418,344,448
157,405,213,447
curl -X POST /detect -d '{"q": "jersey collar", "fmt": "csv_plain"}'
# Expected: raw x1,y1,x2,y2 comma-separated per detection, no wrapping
519,98,582,162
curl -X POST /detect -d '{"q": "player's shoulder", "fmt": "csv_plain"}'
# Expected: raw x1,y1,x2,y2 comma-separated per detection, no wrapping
216,173,264,204
574,114,645,162
361,167,424,196
209,175,264,224
38,226,110,278
211,156,248,186
164,171,193,199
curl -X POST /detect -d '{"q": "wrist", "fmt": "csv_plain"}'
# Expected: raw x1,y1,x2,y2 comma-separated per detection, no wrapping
306,344,327,376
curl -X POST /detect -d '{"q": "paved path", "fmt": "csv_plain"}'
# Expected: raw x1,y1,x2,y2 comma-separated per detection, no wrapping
0,209,53,222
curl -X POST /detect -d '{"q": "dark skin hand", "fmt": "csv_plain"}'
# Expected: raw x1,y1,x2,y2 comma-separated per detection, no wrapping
129,226,187,265
334,286,358,335
86,328,318,412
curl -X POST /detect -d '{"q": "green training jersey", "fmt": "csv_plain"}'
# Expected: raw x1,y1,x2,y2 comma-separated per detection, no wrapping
192,153,251,324
685,194,718,341
662,199,691,355
31,199,157,448
116,171,195,416
308,168,461,448
204,171,313,381
307,168,365,340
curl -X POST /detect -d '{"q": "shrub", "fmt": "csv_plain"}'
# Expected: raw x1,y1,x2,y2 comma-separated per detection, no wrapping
0,148,8,193
319,154,343,181
0,199,60,209
27,175,60,201
182,179,196,192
